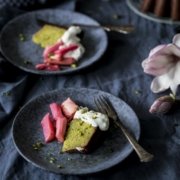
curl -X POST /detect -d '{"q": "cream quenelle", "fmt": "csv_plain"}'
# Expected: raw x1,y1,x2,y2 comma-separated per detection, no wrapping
60,26,85,61
74,107,109,131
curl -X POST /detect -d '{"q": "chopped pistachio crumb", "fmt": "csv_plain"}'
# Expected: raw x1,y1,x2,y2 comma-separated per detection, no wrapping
71,63,77,68
57,165,64,169
112,14,122,19
134,90,141,95
19,33,25,41
23,60,32,65
47,152,54,156
32,141,44,151
81,107,88,114
48,53,54,59
49,160,55,164
50,157,56,161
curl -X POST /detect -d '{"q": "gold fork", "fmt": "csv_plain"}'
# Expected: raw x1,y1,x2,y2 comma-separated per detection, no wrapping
94,95,154,162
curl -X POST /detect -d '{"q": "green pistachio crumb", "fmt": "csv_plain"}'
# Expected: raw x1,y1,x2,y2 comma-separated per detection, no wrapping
57,165,64,169
134,90,141,95
48,53,54,57
92,115,97,119
47,152,54,156
112,14,122,19
23,60,32,65
71,64,77,68
49,160,54,164
19,33,25,41
81,107,88,114
50,157,56,161
32,141,44,151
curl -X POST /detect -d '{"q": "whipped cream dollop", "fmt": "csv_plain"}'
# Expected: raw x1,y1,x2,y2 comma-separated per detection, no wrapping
60,26,85,60
74,107,109,131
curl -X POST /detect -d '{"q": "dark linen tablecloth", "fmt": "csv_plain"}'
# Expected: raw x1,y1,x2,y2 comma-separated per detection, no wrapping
1,0,180,179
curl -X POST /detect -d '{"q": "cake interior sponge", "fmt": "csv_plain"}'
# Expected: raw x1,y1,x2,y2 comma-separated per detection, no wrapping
62,119,97,152
32,24,66,48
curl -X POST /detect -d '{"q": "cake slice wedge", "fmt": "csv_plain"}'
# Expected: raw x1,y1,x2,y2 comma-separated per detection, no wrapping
61,119,97,152
61,107,109,153
32,24,66,48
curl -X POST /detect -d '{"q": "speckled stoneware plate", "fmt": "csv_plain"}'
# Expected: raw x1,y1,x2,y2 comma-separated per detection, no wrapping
12,88,140,175
126,0,180,25
0,10,107,75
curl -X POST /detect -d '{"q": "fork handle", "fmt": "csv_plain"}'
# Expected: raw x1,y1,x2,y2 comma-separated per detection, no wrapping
115,121,154,162
74,24,135,34
103,25,135,34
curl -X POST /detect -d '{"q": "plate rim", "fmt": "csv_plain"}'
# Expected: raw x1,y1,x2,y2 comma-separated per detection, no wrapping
126,0,180,25
0,9,108,75
12,88,141,175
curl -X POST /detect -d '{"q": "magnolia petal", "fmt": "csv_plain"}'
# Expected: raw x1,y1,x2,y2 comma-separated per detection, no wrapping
149,95,174,114
141,58,148,68
160,44,180,57
151,61,180,94
145,55,174,69
149,44,167,57
141,57,166,72
150,44,180,59
142,55,174,76
142,34,180,95
142,45,168,69
170,84,178,95
172,61,180,84
142,44,180,76
173,33,180,48
169,61,180,94
143,66,169,76
151,75,170,93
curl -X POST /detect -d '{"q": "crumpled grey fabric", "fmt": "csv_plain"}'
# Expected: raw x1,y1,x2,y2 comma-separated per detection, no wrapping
0,0,180,180
0,0,76,10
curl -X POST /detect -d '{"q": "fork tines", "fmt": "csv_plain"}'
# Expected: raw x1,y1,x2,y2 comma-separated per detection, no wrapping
94,95,117,121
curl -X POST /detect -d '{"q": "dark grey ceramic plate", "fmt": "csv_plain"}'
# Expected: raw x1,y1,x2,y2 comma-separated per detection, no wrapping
126,0,180,25
0,10,107,75
12,88,140,175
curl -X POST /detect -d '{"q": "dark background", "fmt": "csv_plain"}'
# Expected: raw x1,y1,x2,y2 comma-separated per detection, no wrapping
0,0,180,179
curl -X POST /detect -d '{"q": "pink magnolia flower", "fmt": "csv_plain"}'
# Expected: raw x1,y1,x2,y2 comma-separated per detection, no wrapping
142,34,180,95
149,95,175,114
